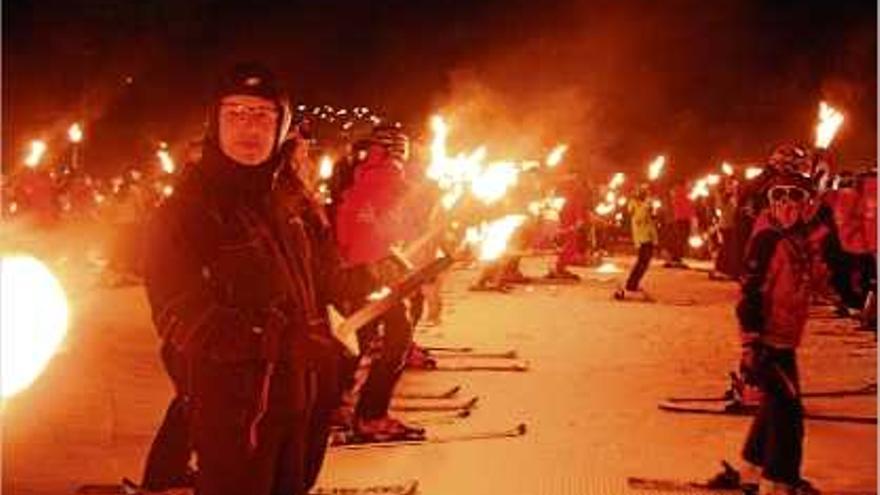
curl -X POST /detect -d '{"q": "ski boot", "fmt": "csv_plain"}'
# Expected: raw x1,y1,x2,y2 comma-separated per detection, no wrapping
544,268,581,281
351,416,426,444
405,344,437,370
706,461,757,494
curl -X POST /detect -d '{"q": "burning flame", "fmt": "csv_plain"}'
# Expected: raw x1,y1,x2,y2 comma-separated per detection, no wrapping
609,173,626,190
319,155,334,180
24,140,47,168
688,235,705,249
162,185,174,197
744,167,763,180
595,203,615,216
721,162,734,176
706,174,720,186
815,101,844,149
545,144,568,168
157,148,176,174
470,161,519,204
464,215,526,261
595,261,623,274
427,115,520,208
648,155,666,181
651,199,663,211
1,255,69,399
67,123,83,143
689,179,710,200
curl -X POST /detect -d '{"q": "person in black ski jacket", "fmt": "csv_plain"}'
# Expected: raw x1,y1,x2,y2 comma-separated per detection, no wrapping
142,62,369,495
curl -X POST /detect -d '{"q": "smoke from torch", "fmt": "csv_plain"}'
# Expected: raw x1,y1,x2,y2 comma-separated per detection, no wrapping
815,101,844,149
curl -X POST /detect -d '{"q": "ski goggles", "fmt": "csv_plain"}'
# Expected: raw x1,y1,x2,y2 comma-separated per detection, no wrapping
767,185,808,203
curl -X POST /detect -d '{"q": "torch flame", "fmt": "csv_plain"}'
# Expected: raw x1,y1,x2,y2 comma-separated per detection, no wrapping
157,148,176,174
721,162,734,176
688,235,705,249
609,173,626,189
24,140,47,168
464,215,527,261
1,255,69,399
470,161,519,204
647,155,666,181
67,123,83,143
319,155,334,180
545,144,568,168
815,101,844,149
744,167,763,180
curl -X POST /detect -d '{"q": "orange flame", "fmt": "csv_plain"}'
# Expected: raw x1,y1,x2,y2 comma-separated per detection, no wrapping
815,101,844,149
67,123,83,143
647,155,666,181
24,140,47,168
464,215,527,261
545,144,568,168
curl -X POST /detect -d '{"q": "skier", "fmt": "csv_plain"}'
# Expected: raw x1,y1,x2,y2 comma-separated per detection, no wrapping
712,168,821,495
333,124,425,441
142,62,366,495
615,184,657,300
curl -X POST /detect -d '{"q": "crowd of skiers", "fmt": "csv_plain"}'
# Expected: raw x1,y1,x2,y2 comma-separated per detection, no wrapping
3,61,875,495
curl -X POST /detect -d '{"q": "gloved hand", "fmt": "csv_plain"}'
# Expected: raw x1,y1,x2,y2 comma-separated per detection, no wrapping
739,337,764,386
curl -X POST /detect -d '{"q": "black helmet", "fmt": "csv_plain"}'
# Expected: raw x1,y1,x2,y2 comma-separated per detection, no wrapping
206,62,292,153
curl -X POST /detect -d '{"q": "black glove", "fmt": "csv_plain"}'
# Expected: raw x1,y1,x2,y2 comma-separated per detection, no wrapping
739,340,765,386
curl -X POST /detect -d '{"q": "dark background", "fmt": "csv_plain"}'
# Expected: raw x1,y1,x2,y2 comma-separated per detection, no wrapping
3,0,876,179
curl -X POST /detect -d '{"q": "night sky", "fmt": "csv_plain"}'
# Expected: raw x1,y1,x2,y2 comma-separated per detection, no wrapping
3,0,877,179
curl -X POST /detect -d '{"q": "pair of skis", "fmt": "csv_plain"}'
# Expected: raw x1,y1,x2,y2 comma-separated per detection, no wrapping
77,478,418,495
407,345,528,372
660,373,877,425
329,422,527,450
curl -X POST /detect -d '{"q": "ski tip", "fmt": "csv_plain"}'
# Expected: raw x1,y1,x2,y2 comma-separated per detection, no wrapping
464,396,480,409
515,422,528,435
456,408,472,418
444,385,462,398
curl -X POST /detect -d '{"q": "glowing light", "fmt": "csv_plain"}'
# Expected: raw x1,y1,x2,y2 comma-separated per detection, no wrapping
162,185,174,197
815,101,844,149
595,261,623,274
24,140,47,168
470,161,519,204
605,191,617,203
67,123,83,143
617,196,628,207
157,148,176,174
319,155,334,180
651,199,663,210
609,173,625,189
689,179,710,200
647,155,666,181
595,203,615,216
1,255,69,399
706,174,721,186
464,215,527,261
545,144,568,168
688,235,704,249
744,167,763,180
721,162,734,176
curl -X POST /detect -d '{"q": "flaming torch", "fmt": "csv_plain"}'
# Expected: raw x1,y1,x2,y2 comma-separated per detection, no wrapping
319,155,334,180
157,143,176,174
647,155,666,181
464,215,527,261
721,162,734,176
68,123,83,171
1,255,69,399
815,101,844,149
744,167,763,180
545,144,568,168
24,140,47,169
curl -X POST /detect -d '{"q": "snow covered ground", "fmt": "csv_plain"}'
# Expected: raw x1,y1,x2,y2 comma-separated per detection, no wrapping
2,255,875,494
